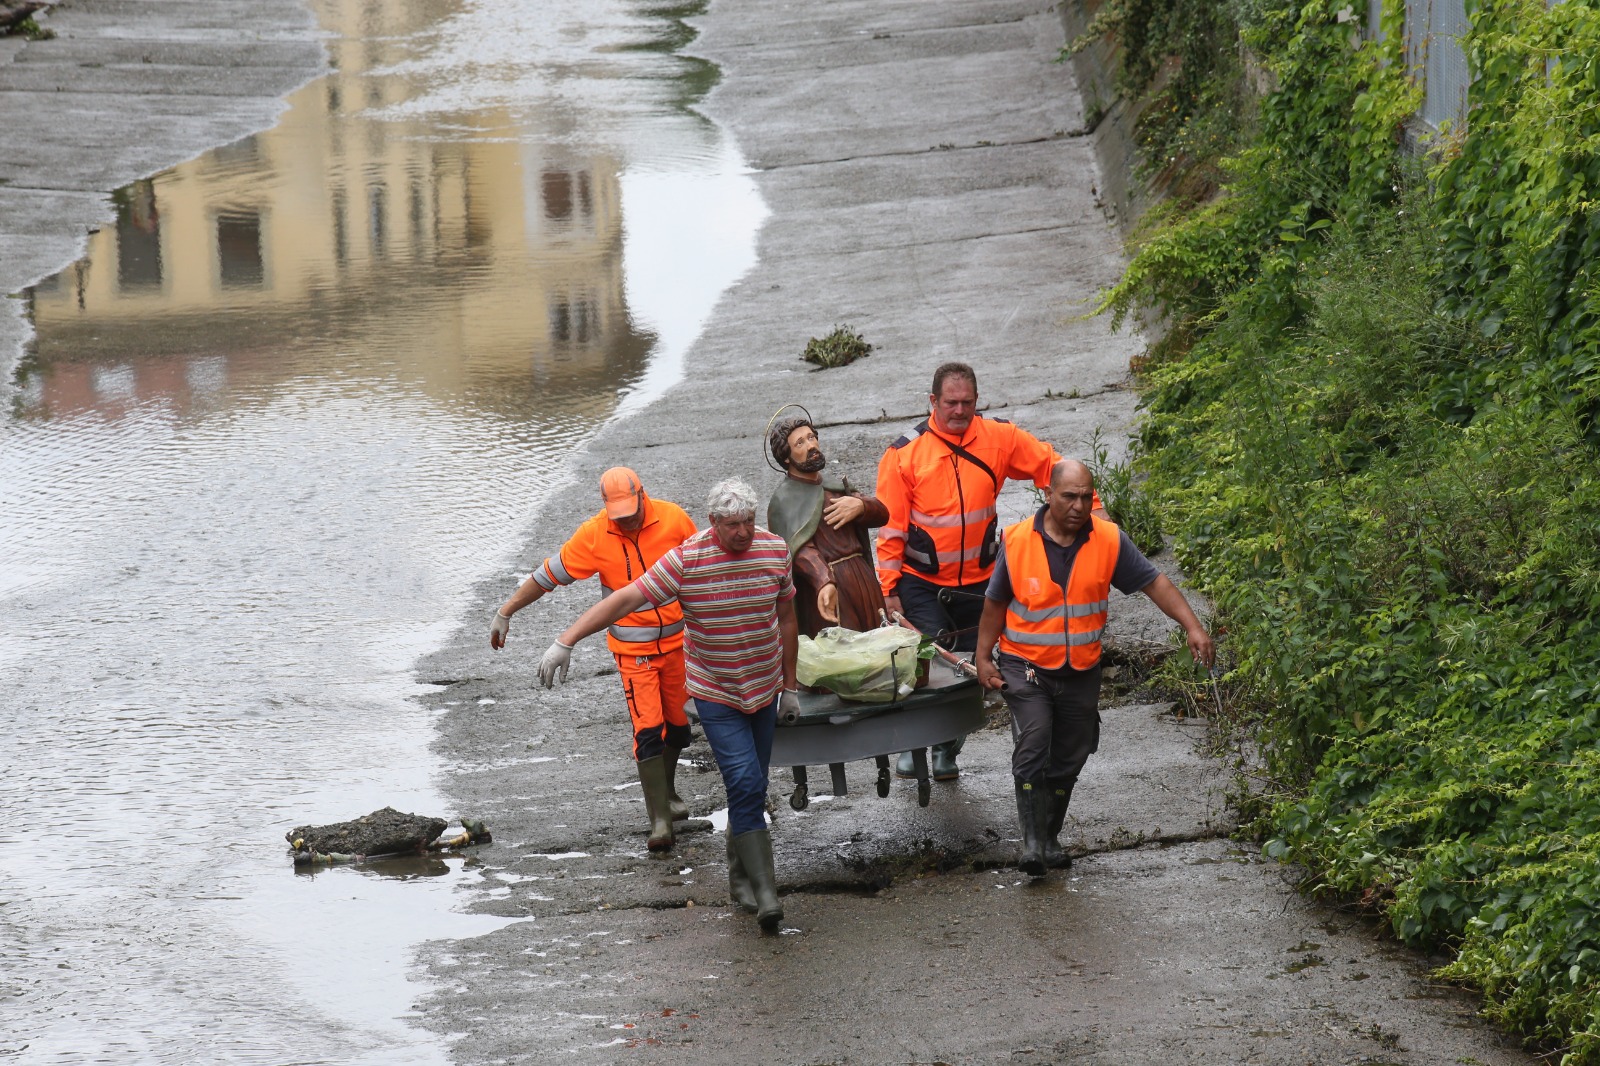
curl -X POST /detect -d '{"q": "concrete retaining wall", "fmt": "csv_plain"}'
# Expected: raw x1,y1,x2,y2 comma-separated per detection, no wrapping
1056,0,1155,234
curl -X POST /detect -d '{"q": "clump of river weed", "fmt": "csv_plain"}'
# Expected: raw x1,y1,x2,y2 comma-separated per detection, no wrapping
801,326,872,369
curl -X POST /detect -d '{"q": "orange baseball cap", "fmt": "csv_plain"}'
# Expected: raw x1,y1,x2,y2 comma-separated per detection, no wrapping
600,466,644,519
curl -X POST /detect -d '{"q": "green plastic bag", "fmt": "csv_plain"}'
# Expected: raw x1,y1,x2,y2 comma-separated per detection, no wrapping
796,625,924,702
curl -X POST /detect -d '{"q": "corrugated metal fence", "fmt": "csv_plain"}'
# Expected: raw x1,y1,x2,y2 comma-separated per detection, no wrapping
1407,0,1471,128
1367,0,1471,129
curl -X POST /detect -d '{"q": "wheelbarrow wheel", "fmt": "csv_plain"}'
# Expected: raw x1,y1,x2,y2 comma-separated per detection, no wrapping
790,766,809,811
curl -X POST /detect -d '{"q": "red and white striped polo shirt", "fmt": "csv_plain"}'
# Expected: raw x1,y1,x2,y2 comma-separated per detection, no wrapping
634,527,794,713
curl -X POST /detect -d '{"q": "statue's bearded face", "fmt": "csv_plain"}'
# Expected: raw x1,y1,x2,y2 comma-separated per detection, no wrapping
785,424,826,473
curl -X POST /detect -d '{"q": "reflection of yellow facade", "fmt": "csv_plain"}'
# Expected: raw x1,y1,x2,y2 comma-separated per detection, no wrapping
23,0,653,420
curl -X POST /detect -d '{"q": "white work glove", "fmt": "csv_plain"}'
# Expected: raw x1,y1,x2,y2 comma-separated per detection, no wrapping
778,689,801,724
538,639,574,688
489,609,511,650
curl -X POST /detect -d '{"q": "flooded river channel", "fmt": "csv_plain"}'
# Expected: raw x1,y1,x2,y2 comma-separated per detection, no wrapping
0,1,762,1061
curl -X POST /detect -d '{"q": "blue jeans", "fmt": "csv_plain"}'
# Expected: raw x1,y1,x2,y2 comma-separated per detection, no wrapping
693,695,777,836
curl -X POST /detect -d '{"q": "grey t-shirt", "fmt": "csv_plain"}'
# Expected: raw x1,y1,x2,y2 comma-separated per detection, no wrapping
985,508,1159,604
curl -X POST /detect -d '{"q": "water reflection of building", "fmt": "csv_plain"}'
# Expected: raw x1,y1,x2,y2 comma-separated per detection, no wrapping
20,0,654,422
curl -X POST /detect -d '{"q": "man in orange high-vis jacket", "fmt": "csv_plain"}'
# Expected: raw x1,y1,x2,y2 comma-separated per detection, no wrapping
975,459,1213,877
489,467,698,852
876,361,1101,781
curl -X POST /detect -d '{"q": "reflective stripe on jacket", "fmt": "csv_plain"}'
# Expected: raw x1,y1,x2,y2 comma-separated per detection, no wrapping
874,414,1060,593
534,495,697,654
997,514,1120,671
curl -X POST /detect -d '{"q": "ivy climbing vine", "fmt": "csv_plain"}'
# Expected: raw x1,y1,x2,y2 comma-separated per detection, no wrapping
1088,0,1600,1059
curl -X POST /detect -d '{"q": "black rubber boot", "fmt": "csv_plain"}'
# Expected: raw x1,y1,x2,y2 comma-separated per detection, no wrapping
932,735,964,780
636,756,676,852
731,828,784,931
1015,779,1046,877
664,744,689,821
1044,778,1074,869
725,833,757,913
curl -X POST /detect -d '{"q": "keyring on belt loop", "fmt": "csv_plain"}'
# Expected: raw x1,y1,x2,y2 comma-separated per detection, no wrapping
763,403,815,473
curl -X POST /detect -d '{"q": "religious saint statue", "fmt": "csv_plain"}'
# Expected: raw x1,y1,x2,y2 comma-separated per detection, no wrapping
765,412,889,636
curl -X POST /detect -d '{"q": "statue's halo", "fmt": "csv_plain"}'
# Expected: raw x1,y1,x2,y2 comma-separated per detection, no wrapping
763,403,814,473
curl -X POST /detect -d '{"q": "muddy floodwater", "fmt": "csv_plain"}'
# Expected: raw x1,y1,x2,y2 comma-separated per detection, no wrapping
0,1,762,1061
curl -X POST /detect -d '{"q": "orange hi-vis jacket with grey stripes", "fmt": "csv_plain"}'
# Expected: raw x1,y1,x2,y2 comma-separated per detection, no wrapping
998,514,1120,671
533,495,697,656
875,414,1060,594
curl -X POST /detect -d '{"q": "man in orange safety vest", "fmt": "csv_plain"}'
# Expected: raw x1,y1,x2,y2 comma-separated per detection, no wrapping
875,361,1100,781
976,459,1214,877
489,467,698,852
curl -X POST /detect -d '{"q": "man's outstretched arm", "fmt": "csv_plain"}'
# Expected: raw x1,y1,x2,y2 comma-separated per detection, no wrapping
1139,575,1215,667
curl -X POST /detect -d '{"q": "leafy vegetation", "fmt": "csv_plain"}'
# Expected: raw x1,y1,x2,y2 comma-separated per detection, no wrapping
800,325,873,369
1084,428,1163,555
2,15,54,40
1066,0,1254,201
1084,0,1600,1059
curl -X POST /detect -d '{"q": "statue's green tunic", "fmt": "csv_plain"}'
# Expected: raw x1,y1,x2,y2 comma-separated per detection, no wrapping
766,473,888,636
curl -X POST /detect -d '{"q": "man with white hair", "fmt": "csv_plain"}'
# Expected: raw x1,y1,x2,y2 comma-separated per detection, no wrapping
541,478,800,932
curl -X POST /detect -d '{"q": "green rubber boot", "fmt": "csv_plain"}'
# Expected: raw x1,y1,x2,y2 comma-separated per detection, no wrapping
664,745,690,821
730,828,784,931
1044,778,1074,869
932,734,965,780
636,755,676,852
895,750,917,778
1015,779,1046,878
725,833,757,913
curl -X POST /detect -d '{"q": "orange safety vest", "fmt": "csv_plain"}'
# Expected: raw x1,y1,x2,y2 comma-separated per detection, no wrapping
534,495,697,655
875,414,1060,592
997,514,1120,671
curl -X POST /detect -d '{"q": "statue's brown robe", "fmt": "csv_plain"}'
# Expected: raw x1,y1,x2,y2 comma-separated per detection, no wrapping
767,473,889,637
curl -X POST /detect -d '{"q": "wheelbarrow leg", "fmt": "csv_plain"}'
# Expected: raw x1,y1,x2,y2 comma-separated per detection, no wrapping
789,765,809,811
912,748,931,807
829,762,848,797
875,755,891,798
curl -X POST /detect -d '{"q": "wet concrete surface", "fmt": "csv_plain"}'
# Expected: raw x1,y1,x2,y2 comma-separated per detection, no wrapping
422,839,1530,1065
412,0,1537,1063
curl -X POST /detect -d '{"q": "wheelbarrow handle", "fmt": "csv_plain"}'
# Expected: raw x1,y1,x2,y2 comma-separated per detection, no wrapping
880,609,979,678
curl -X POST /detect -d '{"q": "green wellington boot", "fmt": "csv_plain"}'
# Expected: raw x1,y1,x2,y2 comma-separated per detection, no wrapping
664,745,690,821
1015,779,1046,878
725,833,757,913
635,755,676,852
730,828,784,931
895,750,918,778
931,737,963,780
1043,779,1073,869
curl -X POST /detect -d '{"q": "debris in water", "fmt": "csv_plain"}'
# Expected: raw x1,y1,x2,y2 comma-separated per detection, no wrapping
285,806,490,865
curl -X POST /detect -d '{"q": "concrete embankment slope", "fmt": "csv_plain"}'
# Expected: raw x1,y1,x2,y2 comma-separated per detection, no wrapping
0,0,324,383
414,1,1534,1064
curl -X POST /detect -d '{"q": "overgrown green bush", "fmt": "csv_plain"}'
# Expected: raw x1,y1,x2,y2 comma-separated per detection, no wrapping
1087,0,1600,1058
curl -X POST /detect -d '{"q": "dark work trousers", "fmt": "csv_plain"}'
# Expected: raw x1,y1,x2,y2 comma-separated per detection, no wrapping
896,573,987,652
998,652,1101,789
